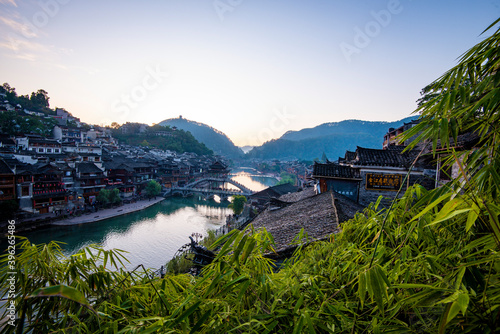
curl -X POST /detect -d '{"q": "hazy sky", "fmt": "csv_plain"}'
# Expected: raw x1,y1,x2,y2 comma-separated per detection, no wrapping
1,0,499,146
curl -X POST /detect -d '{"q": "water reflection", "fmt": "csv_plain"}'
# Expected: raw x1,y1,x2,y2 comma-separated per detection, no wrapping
12,169,278,270
19,197,230,270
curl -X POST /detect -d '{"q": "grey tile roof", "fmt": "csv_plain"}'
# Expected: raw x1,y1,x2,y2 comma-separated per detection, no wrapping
77,162,103,174
313,162,360,179
251,191,340,252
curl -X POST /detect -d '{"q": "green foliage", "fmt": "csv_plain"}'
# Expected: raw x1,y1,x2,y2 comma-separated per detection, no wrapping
97,188,121,207
145,180,162,198
109,188,121,205
159,117,244,159
0,110,57,136
276,171,297,185
96,188,110,206
112,124,213,155
228,195,247,215
2,83,52,113
166,231,220,275
0,238,129,333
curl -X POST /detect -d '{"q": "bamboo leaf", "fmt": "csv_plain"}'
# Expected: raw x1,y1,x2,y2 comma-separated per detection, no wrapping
426,208,471,227
172,301,201,327
466,203,480,232
358,272,366,307
189,309,212,334
293,294,304,314
367,267,385,314
28,285,95,314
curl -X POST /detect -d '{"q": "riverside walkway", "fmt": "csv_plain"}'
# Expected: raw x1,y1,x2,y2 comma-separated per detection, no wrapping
51,197,165,226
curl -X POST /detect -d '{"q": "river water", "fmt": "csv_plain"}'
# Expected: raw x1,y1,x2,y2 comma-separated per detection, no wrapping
16,168,277,270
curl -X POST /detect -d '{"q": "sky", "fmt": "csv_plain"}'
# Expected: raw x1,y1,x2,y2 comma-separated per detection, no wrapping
1,0,499,147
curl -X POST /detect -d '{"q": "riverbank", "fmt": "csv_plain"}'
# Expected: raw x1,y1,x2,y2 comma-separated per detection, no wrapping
51,197,165,226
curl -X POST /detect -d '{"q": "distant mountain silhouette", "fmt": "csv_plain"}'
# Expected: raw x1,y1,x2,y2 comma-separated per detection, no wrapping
247,117,416,161
240,146,255,154
158,117,244,159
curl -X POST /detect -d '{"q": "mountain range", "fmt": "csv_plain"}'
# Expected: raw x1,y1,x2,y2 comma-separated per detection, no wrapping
156,116,416,161
246,117,416,161
158,117,244,159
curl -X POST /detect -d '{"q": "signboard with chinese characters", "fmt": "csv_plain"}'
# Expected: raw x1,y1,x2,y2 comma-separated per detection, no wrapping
365,173,402,191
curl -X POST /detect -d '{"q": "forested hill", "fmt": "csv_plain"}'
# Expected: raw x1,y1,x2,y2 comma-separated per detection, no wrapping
159,117,244,159
113,124,213,156
247,116,416,161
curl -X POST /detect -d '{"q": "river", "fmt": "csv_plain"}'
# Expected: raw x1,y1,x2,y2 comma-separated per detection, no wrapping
15,168,277,270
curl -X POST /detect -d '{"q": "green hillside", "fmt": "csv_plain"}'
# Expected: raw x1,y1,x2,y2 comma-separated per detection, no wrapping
159,117,244,159
112,124,213,155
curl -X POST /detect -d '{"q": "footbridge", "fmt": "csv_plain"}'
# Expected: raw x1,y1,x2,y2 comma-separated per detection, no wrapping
163,177,255,200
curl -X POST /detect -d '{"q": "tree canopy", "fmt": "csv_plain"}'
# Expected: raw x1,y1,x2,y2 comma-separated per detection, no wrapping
144,180,161,198
2,83,51,112
228,195,247,215
111,124,213,155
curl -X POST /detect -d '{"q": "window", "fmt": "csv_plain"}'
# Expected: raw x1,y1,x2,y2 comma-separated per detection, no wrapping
22,186,29,196
54,149,60,153
83,156,88,161
38,148,44,153
46,149,52,153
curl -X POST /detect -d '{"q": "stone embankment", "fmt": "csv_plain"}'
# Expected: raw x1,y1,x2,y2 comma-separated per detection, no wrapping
4,198,165,233
52,198,165,226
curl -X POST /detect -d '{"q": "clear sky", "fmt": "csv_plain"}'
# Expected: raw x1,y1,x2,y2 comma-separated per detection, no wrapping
1,0,499,146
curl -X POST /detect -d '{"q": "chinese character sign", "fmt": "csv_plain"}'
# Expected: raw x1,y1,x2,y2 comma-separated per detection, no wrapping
365,173,402,191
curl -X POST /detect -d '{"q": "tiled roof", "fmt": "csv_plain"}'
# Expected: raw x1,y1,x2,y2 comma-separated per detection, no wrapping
352,146,410,168
437,131,481,150
272,183,299,196
33,163,63,174
313,162,361,179
29,138,61,145
251,191,339,252
0,159,13,174
77,162,103,174
209,160,228,170
345,150,356,161
250,183,298,200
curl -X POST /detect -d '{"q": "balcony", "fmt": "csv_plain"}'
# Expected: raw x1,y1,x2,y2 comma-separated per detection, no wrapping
78,175,105,180
33,189,67,199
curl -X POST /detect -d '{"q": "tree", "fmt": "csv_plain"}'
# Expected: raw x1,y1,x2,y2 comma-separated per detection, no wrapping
97,189,110,206
276,172,296,185
30,89,50,109
145,180,161,198
228,195,247,215
108,188,121,205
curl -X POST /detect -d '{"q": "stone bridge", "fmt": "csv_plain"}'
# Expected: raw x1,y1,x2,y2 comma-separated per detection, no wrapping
163,177,254,201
